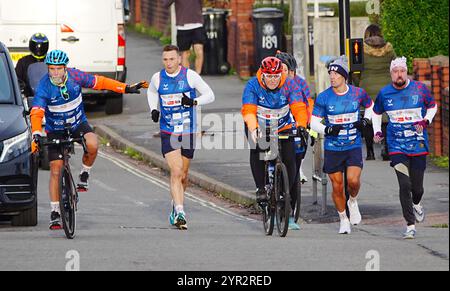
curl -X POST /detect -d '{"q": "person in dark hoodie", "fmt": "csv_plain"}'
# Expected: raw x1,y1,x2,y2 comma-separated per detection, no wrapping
358,24,396,161
163,0,206,74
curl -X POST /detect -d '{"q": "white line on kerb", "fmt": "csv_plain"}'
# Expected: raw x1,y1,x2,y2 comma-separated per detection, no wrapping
97,150,256,222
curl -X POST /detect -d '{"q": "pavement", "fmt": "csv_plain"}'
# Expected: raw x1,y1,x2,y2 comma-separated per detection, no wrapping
91,30,449,226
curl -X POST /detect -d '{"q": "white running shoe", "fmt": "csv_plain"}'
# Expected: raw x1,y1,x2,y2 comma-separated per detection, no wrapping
403,226,416,239
347,199,362,225
339,219,351,234
413,203,425,223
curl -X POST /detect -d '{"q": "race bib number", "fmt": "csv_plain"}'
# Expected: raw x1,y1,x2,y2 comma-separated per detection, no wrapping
387,108,423,124
328,112,358,125
161,93,183,107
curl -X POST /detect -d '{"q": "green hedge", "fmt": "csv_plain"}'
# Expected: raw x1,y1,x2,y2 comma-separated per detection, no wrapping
380,0,449,71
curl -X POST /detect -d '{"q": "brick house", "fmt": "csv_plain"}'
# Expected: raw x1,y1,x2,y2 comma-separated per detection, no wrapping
128,0,277,78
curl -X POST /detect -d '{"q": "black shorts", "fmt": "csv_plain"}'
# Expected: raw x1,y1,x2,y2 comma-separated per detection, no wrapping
161,133,196,159
46,122,93,162
177,27,207,51
323,147,363,174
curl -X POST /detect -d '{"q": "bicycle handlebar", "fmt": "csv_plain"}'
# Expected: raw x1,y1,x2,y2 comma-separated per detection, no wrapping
41,137,84,147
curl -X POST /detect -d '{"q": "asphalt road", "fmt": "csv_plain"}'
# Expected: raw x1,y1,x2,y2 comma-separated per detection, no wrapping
0,145,448,271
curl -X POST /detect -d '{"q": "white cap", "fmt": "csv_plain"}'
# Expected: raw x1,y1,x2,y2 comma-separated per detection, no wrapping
390,56,407,72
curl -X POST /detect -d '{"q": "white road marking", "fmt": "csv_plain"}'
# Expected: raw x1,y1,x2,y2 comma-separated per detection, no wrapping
92,179,118,192
97,150,256,222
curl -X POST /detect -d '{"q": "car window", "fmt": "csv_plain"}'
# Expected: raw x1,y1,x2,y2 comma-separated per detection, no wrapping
0,53,14,104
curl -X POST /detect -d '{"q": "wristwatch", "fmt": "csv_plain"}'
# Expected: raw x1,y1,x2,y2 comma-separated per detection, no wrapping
194,100,198,106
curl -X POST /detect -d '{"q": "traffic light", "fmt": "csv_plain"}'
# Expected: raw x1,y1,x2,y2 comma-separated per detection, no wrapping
346,38,364,72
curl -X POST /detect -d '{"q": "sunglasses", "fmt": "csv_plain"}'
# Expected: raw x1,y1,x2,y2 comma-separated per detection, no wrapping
60,85,70,100
263,73,282,80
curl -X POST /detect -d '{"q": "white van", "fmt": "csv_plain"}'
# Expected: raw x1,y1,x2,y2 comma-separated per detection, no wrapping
0,0,128,114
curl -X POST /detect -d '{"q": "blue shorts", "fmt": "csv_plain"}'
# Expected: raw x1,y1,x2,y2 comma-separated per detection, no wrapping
390,154,427,171
161,133,196,159
323,147,363,174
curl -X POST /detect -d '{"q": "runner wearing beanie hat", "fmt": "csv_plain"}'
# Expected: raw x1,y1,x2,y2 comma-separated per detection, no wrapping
328,55,349,80
311,55,374,234
372,56,437,239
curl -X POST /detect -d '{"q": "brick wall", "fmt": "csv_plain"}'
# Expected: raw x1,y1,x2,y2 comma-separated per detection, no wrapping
413,56,449,157
443,87,449,156
130,0,171,34
227,0,255,78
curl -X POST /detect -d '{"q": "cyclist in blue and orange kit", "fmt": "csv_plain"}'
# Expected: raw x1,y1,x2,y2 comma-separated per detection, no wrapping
31,50,148,229
241,56,309,229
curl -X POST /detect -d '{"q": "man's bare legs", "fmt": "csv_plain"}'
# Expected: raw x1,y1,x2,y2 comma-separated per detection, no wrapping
180,44,204,74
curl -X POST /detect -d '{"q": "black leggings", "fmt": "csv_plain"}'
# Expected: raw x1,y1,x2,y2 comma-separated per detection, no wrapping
290,150,305,210
393,159,426,226
364,122,388,154
247,130,297,207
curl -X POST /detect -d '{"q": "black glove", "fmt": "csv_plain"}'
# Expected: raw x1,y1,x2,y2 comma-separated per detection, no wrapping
33,133,42,144
324,125,343,137
125,81,149,94
32,134,42,151
310,136,316,147
181,93,196,107
352,118,370,132
151,110,160,123
297,126,309,147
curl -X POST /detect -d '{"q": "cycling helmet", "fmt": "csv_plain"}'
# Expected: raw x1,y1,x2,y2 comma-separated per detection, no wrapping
260,57,283,74
45,50,69,66
275,50,297,71
29,33,49,59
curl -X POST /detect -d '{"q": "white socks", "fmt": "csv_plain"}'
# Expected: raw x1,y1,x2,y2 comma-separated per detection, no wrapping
338,211,348,221
175,205,184,214
349,196,357,205
407,225,416,232
51,202,60,213
80,164,92,175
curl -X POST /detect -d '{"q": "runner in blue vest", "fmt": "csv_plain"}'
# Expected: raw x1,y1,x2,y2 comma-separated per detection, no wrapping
147,45,215,230
372,57,437,239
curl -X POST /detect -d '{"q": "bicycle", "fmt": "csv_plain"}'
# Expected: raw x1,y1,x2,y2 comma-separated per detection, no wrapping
41,124,87,239
258,129,300,237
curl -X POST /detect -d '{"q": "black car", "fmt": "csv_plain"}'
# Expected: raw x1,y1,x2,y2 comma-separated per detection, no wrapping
0,41,38,226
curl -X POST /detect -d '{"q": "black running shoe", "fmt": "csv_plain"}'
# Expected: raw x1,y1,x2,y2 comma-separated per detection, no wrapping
77,171,89,192
49,211,62,230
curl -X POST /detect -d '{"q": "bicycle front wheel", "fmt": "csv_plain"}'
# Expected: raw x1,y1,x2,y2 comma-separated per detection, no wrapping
59,168,76,239
275,163,290,237
262,198,274,236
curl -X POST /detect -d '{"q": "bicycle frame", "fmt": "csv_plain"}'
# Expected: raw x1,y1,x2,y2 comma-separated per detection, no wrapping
41,124,87,239
258,130,297,237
